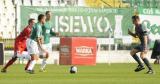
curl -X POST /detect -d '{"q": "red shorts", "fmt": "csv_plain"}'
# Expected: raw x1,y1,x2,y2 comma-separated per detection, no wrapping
14,39,26,54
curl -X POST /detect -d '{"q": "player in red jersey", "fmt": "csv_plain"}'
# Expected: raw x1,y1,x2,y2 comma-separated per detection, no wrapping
1,19,35,73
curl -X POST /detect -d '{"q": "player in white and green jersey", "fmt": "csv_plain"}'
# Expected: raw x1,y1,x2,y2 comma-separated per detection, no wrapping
39,11,59,72
26,14,46,74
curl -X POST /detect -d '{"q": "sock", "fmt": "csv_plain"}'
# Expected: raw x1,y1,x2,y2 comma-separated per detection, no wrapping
132,54,144,67
142,58,153,70
3,58,17,70
25,60,31,70
27,60,36,71
41,58,47,70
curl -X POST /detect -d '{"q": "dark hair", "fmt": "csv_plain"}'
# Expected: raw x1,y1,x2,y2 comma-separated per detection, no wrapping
45,11,51,15
38,14,45,21
28,18,35,24
132,15,140,20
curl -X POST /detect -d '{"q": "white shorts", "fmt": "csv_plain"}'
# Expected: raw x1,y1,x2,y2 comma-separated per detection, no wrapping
12,51,31,60
26,38,39,55
39,43,52,55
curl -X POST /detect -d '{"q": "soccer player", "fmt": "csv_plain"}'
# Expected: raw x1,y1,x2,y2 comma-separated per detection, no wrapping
26,14,46,74
1,19,35,73
39,11,59,72
128,15,154,74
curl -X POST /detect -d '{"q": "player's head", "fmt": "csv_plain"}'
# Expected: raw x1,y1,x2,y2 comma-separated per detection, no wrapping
45,11,52,21
38,14,46,24
28,18,35,27
132,15,140,25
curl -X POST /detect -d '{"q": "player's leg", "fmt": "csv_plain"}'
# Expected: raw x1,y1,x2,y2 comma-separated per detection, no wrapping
40,54,48,72
26,39,39,74
27,54,38,74
40,43,51,71
25,60,31,71
1,41,19,73
16,51,31,71
140,52,154,74
39,44,48,72
130,48,144,72
154,52,160,64
40,43,52,72
40,52,49,72
1,52,18,73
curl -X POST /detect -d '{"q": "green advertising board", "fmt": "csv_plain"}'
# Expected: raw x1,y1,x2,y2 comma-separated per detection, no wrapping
20,6,133,37
138,7,160,15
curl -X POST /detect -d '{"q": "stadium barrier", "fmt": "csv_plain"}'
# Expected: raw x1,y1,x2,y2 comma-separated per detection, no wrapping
0,39,14,50
0,42,4,65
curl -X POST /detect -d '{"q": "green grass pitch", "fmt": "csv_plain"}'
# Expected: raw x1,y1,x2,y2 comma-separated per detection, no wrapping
0,64,160,84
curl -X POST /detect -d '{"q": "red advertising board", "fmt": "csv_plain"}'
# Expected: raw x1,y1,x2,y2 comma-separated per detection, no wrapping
60,37,97,65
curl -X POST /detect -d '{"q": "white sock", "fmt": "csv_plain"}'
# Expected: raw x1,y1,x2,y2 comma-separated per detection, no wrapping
27,60,36,71
41,58,47,70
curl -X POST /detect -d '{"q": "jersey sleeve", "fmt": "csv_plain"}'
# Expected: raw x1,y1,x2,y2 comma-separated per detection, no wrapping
142,24,148,36
42,25,45,35
23,28,31,38
36,25,42,38
50,29,56,36
19,27,31,39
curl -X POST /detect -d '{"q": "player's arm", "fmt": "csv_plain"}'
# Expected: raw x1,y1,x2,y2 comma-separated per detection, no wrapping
143,35,148,50
128,29,137,38
50,29,59,36
36,26,45,52
142,24,148,51
36,37,43,50
24,28,31,38
143,24,148,47
20,27,31,39
142,25,148,51
18,28,27,39
143,31,148,52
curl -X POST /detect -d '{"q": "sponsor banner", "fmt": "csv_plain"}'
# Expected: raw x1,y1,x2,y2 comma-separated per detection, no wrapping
75,46,93,56
20,6,133,37
20,6,160,46
60,45,70,56
59,37,96,65
138,7,160,15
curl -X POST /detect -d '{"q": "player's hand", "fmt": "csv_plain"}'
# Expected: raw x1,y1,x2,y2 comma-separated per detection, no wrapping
41,48,48,55
143,47,148,53
56,33,59,36
128,29,132,35
44,51,48,56
41,48,47,53
56,32,62,37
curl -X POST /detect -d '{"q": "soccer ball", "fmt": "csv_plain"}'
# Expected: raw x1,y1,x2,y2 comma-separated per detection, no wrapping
70,66,77,74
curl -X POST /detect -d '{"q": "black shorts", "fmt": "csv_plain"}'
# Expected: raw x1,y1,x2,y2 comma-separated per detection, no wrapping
134,45,148,52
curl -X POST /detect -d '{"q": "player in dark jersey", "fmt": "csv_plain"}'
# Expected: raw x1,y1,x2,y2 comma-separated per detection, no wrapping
1,19,35,73
128,15,154,74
